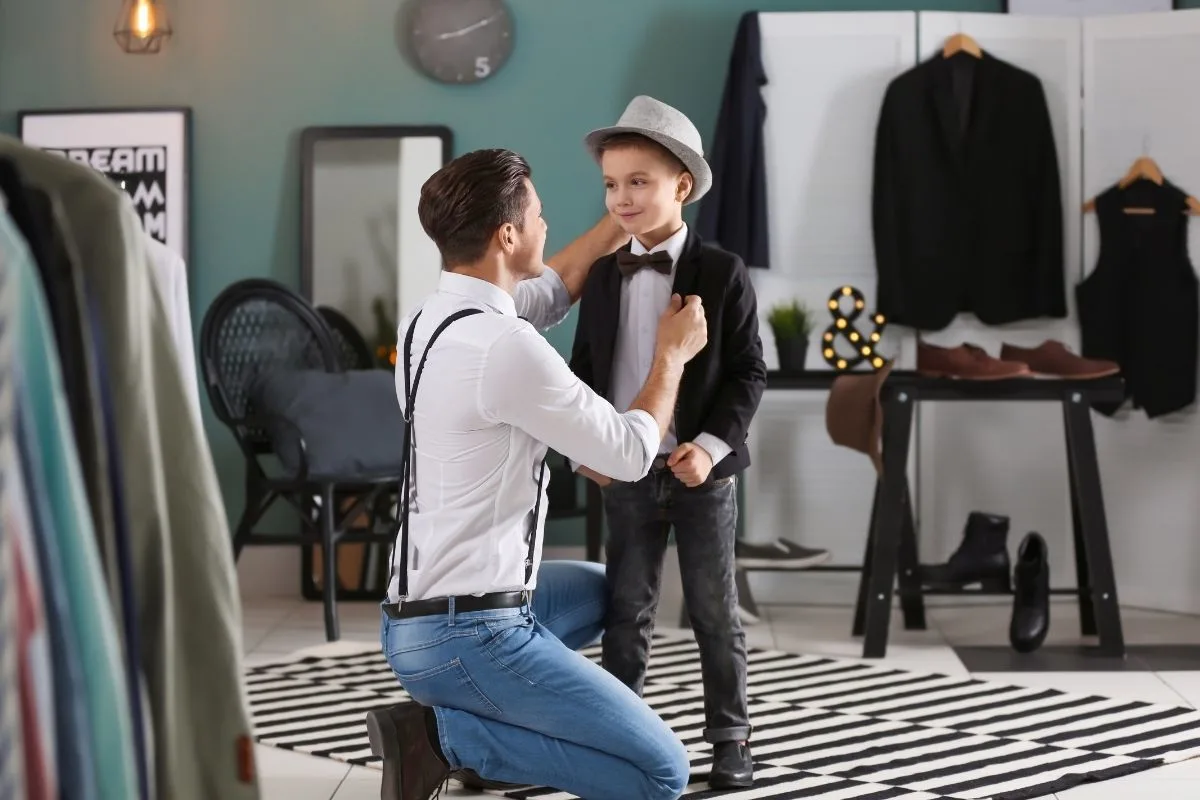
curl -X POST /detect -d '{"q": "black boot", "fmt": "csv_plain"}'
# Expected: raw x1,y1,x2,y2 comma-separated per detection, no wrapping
1010,532,1050,653
709,741,754,789
922,511,1011,591
365,702,449,800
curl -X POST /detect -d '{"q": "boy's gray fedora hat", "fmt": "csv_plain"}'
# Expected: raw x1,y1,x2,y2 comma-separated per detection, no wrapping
584,95,712,205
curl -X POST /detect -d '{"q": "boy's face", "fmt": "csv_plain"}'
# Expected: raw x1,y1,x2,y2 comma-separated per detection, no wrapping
601,144,692,240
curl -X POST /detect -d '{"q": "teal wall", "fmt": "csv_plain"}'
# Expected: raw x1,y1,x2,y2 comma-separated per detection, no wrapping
0,0,1012,545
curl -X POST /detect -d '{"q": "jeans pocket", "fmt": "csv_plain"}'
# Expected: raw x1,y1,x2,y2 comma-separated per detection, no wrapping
392,657,503,718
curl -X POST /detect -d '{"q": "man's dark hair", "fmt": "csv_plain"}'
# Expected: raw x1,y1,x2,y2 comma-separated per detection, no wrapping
418,148,531,268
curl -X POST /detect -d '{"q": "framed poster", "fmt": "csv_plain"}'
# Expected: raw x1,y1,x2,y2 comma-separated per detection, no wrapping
18,107,192,259
1004,0,1176,14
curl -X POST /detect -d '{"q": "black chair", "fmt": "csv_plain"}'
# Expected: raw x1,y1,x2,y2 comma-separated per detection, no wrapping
199,279,399,641
317,305,376,370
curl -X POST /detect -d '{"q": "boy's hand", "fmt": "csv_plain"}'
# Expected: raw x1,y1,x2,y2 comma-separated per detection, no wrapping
667,442,713,488
576,465,613,488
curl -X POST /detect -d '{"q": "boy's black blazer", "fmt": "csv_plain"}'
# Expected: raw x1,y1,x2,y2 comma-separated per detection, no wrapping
569,228,767,480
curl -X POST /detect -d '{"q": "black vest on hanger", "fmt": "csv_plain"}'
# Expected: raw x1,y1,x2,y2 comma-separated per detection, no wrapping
1076,180,1199,418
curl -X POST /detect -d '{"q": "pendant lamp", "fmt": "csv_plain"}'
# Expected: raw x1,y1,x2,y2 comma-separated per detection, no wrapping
114,0,172,54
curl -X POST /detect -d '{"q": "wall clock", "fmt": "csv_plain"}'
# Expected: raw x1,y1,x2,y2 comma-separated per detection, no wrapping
406,0,515,85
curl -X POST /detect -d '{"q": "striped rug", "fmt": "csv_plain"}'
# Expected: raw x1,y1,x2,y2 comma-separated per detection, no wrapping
246,635,1200,799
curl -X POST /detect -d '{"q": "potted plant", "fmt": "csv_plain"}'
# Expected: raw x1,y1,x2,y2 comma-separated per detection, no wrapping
768,299,815,372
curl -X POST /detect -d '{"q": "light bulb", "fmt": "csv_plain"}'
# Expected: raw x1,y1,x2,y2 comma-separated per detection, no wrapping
133,0,154,37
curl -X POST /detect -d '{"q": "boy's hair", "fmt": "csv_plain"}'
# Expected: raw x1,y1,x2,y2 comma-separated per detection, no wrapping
418,148,531,268
596,132,690,178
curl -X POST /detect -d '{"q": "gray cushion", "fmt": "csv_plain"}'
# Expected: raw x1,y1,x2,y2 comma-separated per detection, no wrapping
252,368,405,479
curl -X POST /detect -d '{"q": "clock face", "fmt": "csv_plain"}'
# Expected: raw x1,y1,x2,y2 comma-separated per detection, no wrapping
407,0,515,85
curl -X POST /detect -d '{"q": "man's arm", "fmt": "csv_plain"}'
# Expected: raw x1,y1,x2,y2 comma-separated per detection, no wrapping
546,213,628,302
513,214,628,331
484,296,707,482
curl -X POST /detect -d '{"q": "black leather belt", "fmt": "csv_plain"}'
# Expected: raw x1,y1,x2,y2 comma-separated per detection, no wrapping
383,590,529,620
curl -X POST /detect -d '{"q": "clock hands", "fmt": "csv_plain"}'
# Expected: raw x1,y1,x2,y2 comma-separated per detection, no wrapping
435,12,501,40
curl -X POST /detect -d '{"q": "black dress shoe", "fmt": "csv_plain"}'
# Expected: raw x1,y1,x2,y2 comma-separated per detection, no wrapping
709,741,754,789
1010,531,1050,653
365,703,450,800
922,511,1012,591
451,768,531,791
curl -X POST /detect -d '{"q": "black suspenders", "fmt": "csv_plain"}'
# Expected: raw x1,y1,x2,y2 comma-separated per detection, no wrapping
394,308,547,601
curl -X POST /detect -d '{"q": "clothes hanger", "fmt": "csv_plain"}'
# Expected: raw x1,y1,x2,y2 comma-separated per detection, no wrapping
1082,151,1200,215
942,33,982,59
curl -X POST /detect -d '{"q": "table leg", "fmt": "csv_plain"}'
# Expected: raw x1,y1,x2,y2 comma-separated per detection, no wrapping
862,391,916,659
852,480,880,638
1066,450,1097,637
897,480,927,631
1062,393,1125,657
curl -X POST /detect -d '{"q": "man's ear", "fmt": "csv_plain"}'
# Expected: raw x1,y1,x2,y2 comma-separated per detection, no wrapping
497,223,517,254
676,171,695,202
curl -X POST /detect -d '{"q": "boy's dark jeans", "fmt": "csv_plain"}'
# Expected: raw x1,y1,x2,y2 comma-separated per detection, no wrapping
600,462,750,743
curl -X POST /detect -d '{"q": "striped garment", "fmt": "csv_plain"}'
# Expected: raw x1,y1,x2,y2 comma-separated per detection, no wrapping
246,635,1200,800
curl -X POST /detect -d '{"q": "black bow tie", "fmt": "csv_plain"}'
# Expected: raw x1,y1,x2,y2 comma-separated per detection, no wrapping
616,250,674,277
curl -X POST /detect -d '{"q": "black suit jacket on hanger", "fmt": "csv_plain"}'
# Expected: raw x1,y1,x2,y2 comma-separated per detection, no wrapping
872,51,1066,331
569,229,767,481
696,11,771,269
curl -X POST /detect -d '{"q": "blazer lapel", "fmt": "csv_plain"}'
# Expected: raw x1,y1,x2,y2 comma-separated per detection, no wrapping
671,229,703,299
930,55,969,171
592,246,627,397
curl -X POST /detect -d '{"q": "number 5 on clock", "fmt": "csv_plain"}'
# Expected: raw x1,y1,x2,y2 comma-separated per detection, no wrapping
475,56,491,78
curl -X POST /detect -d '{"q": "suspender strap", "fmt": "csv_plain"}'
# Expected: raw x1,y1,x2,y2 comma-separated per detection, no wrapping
526,459,547,587
396,308,483,598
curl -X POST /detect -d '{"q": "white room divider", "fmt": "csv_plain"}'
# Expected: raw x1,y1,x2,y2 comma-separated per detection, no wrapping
1082,11,1200,613
744,7,1200,613
745,12,918,604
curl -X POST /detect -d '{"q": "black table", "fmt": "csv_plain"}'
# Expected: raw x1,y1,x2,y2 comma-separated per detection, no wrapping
759,369,1127,659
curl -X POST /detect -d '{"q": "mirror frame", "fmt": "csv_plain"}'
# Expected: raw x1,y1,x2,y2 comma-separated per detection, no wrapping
299,124,454,301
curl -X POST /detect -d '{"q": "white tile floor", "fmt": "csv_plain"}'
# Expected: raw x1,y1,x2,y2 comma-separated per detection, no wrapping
245,584,1200,799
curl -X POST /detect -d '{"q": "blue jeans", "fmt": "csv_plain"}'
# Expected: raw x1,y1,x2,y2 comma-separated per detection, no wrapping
380,560,690,800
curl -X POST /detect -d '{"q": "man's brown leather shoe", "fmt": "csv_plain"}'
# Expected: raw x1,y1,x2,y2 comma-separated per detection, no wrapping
451,768,531,791
1000,340,1119,379
917,342,1031,380
365,703,449,800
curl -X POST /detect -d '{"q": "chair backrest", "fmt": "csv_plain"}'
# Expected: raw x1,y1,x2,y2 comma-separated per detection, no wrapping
317,305,376,370
199,278,341,450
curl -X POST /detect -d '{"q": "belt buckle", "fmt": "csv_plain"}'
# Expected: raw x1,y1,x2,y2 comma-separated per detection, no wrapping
519,588,531,606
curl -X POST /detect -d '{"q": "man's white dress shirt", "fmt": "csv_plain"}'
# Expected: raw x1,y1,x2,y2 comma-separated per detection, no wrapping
608,224,731,465
387,268,660,603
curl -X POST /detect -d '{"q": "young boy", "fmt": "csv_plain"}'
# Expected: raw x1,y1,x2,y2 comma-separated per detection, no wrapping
569,95,767,790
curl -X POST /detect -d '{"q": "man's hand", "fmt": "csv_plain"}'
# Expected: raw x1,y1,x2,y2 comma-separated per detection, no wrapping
576,464,613,488
656,294,708,366
668,443,713,488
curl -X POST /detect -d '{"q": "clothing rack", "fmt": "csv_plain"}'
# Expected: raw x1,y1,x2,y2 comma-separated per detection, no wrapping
0,135,260,800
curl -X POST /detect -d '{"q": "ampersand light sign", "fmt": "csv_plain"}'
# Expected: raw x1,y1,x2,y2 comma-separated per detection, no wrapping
821,286,888,372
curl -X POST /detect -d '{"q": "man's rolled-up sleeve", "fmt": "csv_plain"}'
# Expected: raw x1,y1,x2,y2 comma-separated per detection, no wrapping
480,324,658,482
514,270,571,331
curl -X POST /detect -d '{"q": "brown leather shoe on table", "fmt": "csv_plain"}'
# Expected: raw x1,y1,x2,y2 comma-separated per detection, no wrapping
365,702,450,800
917,342,1031,380
1000,340,1119,379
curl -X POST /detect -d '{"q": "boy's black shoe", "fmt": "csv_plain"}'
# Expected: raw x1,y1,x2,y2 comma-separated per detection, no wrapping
710,741,754,789
365,702,449,800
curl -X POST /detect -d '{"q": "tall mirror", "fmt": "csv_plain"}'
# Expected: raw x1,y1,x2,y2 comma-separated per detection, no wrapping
301,125,452,367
